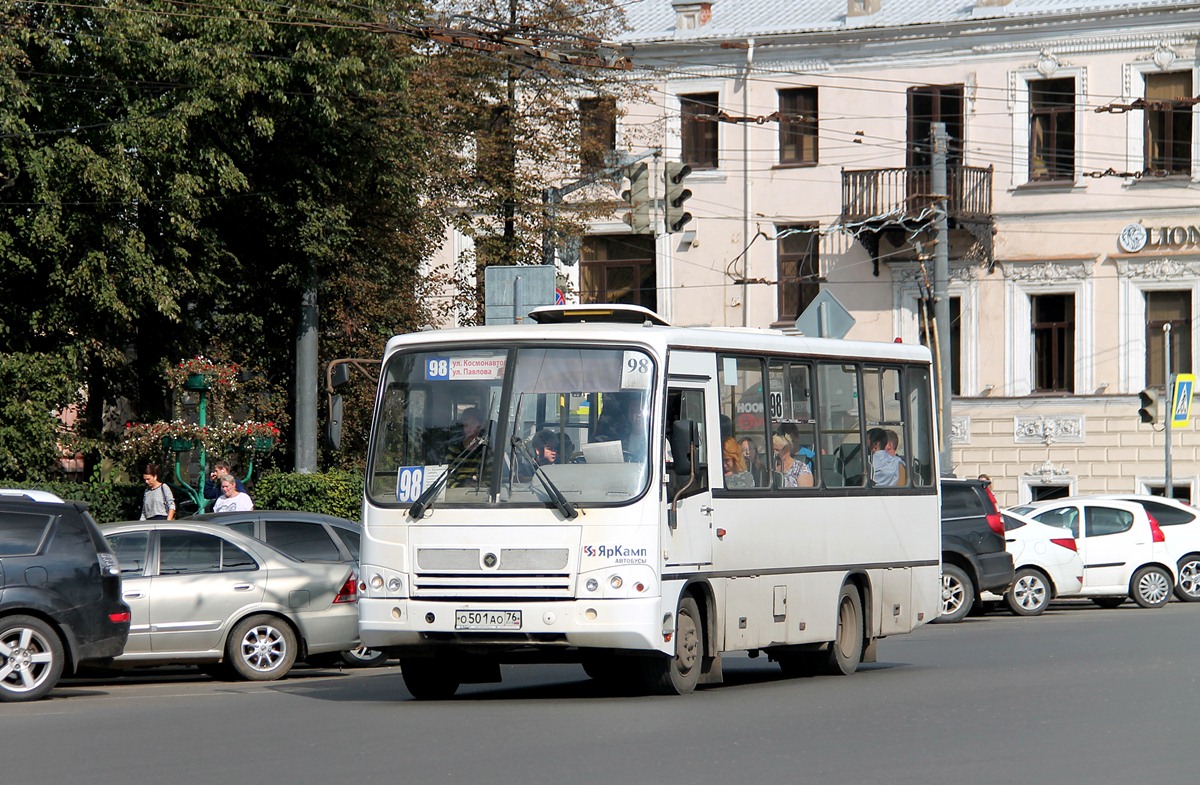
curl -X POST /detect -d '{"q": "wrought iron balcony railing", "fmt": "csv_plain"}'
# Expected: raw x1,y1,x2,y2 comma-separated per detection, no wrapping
841,165,993,224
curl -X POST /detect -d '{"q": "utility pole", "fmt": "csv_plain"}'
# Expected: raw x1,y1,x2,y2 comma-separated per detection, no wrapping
1164,323,1173,498
295,269,318,474
931,122,952,472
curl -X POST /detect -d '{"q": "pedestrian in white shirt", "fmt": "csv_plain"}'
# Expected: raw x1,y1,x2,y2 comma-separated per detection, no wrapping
212,474,253,512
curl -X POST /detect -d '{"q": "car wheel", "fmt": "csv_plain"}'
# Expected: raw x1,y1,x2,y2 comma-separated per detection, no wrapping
1174,555,1200,602
341,646,389,668
640,595,703,695
1092,596,1125,609
1005,568,1052,616
226,615,298,681
400,656,461,700
1131,565,1172,609
0,615,64,703
935,564,974,623
815,584,864,676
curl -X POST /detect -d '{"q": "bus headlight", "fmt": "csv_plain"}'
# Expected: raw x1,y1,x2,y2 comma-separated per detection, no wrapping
585,578,599,592
370,574,384,590
609,575,624,590
387,576,403,593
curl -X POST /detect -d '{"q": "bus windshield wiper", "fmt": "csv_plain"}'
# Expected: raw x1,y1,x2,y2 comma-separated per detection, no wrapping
409,437,486,519
510,436,579,520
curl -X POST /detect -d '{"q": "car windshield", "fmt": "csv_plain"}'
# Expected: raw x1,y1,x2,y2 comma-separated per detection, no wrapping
366,345,655,509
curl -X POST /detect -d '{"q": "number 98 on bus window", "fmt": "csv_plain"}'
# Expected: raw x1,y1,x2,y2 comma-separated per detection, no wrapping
396,466,425,503
425,357,450,380
621,351,652,390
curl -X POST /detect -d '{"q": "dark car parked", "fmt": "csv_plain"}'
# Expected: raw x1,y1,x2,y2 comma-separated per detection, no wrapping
0,491,131,701
938,477,1015,623
191,510,384,667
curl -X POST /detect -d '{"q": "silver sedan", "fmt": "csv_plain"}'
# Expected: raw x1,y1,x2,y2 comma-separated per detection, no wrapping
100,520,359,681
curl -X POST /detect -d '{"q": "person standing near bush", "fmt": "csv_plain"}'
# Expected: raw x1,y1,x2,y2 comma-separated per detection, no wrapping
202,458,245,505
213,474,253,512
140,464,176,520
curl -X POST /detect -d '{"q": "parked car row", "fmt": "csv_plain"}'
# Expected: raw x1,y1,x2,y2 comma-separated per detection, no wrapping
937,480,1200,621
0,491,382,702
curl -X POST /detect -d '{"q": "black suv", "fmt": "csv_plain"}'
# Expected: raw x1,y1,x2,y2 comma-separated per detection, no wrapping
938,477,1015,623
0,492,130,701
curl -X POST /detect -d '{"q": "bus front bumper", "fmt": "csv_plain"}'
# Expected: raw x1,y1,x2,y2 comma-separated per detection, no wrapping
359,596,668,653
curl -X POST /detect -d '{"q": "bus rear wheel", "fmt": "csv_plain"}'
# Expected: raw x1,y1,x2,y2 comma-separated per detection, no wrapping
818,585,864,676
399,656,461,700
641,595,702,695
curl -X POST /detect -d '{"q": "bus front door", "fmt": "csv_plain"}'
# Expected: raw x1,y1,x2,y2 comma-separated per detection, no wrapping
666,382,714,568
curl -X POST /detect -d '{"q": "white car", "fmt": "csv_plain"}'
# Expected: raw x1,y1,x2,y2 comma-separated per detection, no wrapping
990,509,1084,616
1090,495,1200,602
1008,498,1176,609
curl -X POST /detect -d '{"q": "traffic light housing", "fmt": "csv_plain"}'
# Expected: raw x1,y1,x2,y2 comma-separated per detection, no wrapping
1138,387,1159,424
621,162,651,233
664,161,693,233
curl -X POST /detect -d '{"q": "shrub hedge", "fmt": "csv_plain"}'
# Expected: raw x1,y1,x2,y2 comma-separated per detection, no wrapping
3,470,364,523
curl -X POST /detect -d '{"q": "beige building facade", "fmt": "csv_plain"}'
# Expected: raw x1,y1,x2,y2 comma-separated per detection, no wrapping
545,0,1200,505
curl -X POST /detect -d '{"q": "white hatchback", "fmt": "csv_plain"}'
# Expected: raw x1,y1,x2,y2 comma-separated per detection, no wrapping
992,509,1084,616
1090,495,1200,602
1008,498,1176,609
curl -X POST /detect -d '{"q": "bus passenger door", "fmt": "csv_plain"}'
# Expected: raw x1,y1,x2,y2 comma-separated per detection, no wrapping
665,382,714,567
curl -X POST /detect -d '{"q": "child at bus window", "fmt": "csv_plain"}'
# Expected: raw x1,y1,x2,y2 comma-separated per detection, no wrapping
868,428,902,487
723,438,754,489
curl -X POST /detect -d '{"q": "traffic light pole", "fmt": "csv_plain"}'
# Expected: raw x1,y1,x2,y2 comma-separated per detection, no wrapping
1164,323,1173,498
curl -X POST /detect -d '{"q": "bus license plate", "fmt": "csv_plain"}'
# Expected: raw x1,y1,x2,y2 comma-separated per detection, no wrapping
455,610,522,631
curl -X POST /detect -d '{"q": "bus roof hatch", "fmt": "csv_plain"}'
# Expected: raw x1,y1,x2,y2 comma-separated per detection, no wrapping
528,304,670,326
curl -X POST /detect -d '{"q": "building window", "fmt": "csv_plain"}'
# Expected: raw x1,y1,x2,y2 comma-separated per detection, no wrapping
1029,78,1075,181
776,224,819,324
907,85,963,167
580,235,656,311
1144,72,1192,176
1032,294,1075,392
579,97,617,173
681,92,719,169
778,88,818,165
918,296,961,395
1146,290,1192,386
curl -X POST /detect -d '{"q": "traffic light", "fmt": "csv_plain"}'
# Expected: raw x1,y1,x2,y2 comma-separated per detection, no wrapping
621,162,651,233
664,161,693,233
1138,387,1159,424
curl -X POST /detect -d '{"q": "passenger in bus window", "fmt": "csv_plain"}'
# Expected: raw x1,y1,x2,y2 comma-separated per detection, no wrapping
595,393,647,461
722,438,754,489
772,433,813,488
868,428,902,487
739,437,769,486
885,429,908,485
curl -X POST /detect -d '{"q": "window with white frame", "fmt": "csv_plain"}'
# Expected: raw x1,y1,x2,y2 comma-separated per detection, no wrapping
1144,72,1192,176
1029,77,1076,182
1146,289,1192,386
1005,263,1092,396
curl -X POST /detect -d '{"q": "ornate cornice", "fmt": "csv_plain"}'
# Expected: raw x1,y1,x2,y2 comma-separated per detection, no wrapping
1015,415,1085,445
976,32,1191,57
1113,257,1200,280
888,261,978,285
1000,259,1093,281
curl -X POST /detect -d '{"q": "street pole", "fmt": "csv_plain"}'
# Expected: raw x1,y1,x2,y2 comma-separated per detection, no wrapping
295,271,319,474
931,122,952,472
1164,323,1173,498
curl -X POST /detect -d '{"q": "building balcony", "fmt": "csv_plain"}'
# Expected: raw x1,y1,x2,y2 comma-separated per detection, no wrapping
840,165,995,273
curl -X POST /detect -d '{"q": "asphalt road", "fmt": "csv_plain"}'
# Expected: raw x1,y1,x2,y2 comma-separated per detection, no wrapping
4,600,1197,785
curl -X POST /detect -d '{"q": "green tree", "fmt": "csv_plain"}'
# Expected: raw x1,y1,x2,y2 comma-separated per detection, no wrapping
0,1,445,474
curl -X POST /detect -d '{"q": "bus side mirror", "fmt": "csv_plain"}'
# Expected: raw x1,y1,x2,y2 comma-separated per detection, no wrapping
326,394,344,450
669,418,696,476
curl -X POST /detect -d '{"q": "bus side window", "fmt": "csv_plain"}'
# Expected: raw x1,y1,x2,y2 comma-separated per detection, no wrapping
665,388,708,499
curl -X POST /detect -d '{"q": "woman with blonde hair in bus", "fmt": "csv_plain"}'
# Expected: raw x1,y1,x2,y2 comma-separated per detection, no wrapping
722,438,754,489
772,432,813,488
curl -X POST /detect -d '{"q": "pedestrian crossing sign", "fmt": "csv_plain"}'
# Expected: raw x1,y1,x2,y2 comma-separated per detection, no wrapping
1171,373,1195,429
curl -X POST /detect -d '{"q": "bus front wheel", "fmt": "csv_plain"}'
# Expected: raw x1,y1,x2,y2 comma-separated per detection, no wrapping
399,656,461,700
641,595,703,695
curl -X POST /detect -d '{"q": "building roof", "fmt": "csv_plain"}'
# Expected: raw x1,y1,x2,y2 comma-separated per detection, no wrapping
618,0,1192,43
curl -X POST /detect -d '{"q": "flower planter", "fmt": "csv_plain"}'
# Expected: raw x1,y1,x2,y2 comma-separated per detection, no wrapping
253,435,275,453
183,373,212,391
162,436,195,452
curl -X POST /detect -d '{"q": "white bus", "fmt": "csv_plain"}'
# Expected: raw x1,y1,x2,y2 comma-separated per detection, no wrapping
358,305,941,697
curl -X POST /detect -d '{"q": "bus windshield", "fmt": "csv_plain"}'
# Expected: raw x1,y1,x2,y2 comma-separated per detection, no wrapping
367,345,655,510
